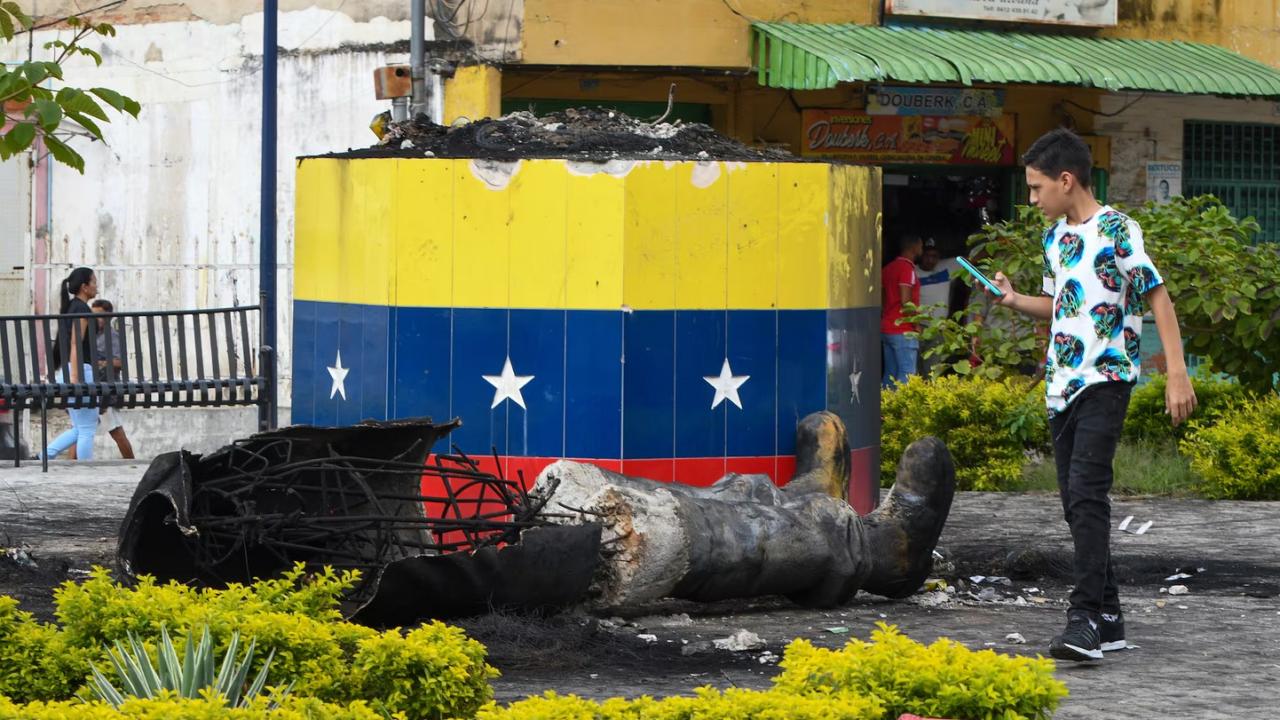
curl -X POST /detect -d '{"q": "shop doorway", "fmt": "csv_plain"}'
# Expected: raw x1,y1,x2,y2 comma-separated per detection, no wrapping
881,168,1010,264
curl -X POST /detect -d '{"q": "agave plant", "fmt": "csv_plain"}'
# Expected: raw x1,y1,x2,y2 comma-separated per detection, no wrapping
87,625,293,709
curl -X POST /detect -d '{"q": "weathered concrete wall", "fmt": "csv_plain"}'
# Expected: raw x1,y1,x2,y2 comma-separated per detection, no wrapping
1094,93,1280,206
39,405,261,459
1,6,435,436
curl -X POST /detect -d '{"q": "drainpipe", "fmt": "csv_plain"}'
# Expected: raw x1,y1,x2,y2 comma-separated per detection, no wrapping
410,0,427,118
259,0,278,429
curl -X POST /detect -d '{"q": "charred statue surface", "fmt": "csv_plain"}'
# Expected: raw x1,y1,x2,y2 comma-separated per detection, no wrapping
117,414,954,625
530,412,956,609
116,418,600,625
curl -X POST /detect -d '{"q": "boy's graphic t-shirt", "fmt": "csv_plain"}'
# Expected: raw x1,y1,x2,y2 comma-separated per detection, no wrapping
1041,206,1164,416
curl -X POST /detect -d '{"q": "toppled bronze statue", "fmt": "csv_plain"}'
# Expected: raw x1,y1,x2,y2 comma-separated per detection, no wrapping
116,413,954,626
530,411,955,609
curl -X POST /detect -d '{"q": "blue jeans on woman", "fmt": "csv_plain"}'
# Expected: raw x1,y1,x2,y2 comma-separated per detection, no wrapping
881,333,919,388
42,363,98,460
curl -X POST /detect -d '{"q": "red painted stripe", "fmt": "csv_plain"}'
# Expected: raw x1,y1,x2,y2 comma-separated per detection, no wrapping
421,449,880,541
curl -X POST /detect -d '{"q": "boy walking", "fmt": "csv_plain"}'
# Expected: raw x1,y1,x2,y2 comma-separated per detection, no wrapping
987,129,1196,661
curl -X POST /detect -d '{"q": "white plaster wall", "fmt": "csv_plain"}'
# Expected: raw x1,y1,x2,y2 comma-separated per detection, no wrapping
1095,93,1280,206
1,8,432,436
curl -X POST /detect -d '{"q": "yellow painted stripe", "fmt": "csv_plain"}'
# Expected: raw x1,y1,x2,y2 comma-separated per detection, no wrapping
674,162,728,310
293,158,341,303
453,160,513,308
293,158,881,311
509,160,569,309
565,164,625,309
622,161,676,311
395,159,455,308
777,163,830,310
727,163,779,310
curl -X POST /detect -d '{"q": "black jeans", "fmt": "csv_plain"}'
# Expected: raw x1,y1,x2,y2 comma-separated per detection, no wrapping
1049,381,1132,619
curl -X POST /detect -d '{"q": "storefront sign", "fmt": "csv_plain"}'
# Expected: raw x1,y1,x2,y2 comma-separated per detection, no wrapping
868,87,1004,117
885,0,1117,27
801,110,1016,165
1146,162,1182,204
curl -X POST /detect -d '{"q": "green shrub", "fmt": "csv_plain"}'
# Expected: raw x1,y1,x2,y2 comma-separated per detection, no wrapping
1181,393,1280,500
476,686,885,720
774,623,1067,720
0,694,382,719
351,624,499,720
882,375,1047,491
930,198,1280,394
1123,374,1250,444
0,597,93,703
4,564,496,718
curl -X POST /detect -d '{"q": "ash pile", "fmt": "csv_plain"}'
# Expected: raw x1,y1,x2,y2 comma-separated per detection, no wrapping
334,107,796,162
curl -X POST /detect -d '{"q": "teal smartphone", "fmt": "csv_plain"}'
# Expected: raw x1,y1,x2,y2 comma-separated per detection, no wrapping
956,257,1004,298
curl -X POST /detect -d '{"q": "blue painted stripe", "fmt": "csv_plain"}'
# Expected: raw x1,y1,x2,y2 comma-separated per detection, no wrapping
291,301,875,460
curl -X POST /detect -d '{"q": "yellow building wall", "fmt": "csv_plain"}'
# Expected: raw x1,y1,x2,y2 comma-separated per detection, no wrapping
521,0,1279,71
294,158,881,312
1106,0,1280,68
522,0,879,68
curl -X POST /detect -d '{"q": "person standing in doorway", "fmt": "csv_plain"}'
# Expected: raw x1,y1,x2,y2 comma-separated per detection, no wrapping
916,238,963,375
881,234,922,387
985,128,1196,662
67,299,136,460
41,267,99,461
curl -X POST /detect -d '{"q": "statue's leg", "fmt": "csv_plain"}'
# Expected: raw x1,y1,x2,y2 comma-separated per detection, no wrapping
858,436,956,599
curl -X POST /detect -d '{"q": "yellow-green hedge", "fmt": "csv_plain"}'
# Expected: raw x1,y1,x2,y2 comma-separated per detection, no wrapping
477,687,884,720
0,695,383,719
4,566,497,719
480,624,1066,720
1181,392,1280,500
775,624,1066,720
881,375,1047,491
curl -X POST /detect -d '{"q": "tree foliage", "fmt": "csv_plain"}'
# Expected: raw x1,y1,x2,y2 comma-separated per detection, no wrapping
1,2,140,173
909,197,1279,394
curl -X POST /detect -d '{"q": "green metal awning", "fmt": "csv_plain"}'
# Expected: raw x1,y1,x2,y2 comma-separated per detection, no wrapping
753,23,1280,97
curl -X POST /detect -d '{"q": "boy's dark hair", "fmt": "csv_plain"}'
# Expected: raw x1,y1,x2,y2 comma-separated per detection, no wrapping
91,299,113,313
897,233,923,256
1022,128,1092,189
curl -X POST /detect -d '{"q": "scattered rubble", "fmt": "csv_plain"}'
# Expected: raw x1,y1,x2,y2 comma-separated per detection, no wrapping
713,630,766,652
334,108,797,163
1005,633,1027,644
1169,585,1190,596
3,547,37,569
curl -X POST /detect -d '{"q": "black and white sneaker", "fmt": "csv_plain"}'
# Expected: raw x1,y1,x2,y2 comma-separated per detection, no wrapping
1050,611,1103,661
1100,611,1126,652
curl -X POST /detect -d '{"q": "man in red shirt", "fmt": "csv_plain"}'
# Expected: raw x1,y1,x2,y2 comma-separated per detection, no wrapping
881,234,923,387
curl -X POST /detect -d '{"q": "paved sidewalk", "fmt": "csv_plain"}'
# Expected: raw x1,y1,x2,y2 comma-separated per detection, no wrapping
2,462,1278,718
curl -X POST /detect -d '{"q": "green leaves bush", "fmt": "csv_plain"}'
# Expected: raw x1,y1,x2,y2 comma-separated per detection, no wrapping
479,624,1065,720
477,687,884,720
1181,393,1280,500
775,623,1066,720
2,565,497,719
1123,374,1251,444
0,695,383,719
351,624,498,720
920,197,1279,394
0,596,94,702
882,374,1047,491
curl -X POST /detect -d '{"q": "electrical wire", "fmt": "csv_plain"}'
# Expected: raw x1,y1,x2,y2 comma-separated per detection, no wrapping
14,0,126,33
1060,92,1146,117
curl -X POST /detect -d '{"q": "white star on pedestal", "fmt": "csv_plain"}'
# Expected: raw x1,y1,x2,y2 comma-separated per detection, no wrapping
704,358,749,410
327,350,349,400
483,357,534,410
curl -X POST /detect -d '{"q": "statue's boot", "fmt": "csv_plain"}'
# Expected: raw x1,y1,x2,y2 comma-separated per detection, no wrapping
858,436,956,599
